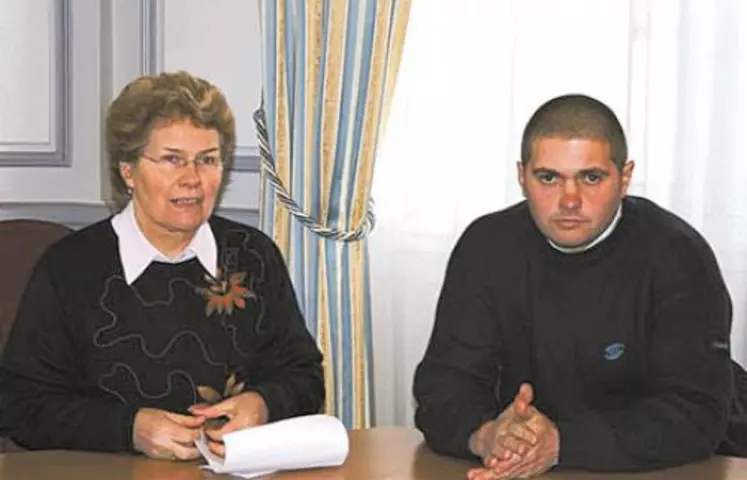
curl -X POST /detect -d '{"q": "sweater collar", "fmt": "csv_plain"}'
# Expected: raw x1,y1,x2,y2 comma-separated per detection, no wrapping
547,203,623,254
111,201,217,284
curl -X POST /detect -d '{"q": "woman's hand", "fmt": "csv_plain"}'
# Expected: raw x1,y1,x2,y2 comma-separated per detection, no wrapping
189,391,269,457
132,407,205,461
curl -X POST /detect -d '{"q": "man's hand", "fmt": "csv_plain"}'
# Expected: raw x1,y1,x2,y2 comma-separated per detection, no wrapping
189,391,269,457
132,407,205,461
486,405,559,479
468,384,539,462
467,383,559,479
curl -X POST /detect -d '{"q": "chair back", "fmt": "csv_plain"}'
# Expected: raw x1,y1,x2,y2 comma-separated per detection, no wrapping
0,219,72,352
0,219,72,453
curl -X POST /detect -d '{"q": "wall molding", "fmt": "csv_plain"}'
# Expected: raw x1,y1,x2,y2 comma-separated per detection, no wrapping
139,0,260,173
140,0,162,76
0,202,259,230
235,145,261,172
0,0,72,166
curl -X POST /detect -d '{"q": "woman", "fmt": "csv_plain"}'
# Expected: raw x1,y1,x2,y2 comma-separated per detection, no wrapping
0,71,324,460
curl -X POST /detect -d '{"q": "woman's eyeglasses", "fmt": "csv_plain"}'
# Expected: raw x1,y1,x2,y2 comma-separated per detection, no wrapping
141,152,223,171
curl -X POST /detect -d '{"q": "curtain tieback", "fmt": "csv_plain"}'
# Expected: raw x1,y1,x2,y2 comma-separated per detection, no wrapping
254,108,375,242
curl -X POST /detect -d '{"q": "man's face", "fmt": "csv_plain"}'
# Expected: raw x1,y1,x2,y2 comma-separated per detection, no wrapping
518,137,634,249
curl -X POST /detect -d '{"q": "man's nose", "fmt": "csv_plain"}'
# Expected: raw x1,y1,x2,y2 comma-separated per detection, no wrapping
559,180,581,211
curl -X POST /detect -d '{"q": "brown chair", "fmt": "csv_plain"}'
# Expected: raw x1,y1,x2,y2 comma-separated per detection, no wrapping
0,219,73,452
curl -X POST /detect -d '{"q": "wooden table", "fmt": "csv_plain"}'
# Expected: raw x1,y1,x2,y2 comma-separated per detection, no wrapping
1,427,746,479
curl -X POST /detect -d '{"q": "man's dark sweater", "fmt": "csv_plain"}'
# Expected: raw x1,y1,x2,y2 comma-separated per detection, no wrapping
413,196,735,471
0,216,323,452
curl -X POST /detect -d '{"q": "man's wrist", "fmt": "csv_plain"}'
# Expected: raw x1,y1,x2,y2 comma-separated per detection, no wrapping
468,419,493,458
468,429,481,457
549,422,561,467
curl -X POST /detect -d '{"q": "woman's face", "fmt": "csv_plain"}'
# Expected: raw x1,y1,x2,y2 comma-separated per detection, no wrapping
119,119,223,245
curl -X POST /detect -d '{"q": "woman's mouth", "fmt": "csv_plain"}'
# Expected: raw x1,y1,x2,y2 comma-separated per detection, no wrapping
170,197,202,206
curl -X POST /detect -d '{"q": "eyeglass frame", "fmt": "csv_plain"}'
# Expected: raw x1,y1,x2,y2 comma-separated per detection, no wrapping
139,149,225,171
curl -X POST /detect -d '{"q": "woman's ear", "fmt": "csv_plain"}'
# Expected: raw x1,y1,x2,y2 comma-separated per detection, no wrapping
119,162,135,190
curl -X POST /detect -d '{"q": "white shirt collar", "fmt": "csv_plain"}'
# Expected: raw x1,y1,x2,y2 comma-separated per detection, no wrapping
548,203,623,254
111,201,217,285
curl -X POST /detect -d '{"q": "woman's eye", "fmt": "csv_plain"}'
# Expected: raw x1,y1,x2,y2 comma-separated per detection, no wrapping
163,155,182,165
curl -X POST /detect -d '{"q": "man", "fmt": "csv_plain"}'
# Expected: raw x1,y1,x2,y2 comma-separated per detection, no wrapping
413,94,747,479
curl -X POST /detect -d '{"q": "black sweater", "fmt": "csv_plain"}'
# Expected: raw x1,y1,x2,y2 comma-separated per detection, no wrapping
0,216,323,452
413,196,734,471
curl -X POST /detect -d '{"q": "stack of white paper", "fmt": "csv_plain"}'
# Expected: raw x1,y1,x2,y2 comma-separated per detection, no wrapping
195,414,349,479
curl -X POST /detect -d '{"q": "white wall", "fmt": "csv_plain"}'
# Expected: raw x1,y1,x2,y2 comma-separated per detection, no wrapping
0,0,262,225
158,0,262,210
0,0,102,202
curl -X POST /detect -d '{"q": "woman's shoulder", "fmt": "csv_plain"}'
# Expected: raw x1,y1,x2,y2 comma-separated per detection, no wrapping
42,219,117,264
208,215,277,252
27,219,117,285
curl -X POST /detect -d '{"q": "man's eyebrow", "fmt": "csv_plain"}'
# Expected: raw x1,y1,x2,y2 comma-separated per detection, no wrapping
576,168,610,177
531,167,560,175
530,167,611,177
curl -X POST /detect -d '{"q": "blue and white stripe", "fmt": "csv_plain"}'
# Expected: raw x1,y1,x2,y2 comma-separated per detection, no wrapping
256,0,411,428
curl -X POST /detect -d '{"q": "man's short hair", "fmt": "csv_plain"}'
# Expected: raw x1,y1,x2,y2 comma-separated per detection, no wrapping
520,94,628,170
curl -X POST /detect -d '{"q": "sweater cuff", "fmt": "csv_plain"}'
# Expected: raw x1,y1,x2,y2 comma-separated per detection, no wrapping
246,383,287,422
420,405,498,461
556,418,584,467
460,410,498,459
121,405,140,453
556,415,611,468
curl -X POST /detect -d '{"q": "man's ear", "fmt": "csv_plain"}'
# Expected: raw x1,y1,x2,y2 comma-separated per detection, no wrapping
517,161,527,197
119,162,135,190
620,160,635,195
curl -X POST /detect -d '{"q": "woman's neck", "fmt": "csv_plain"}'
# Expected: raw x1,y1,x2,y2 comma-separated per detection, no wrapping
132,204,194,259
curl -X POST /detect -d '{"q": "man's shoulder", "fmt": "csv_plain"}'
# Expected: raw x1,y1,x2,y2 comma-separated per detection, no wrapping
626,196,719,267
448,201,538,269
460,201,534,246
626,196,712,249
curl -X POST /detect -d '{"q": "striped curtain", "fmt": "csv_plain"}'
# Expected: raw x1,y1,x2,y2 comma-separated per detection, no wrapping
255,0,410,428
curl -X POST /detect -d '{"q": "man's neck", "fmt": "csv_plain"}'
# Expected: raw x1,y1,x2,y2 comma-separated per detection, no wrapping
548,203,623,254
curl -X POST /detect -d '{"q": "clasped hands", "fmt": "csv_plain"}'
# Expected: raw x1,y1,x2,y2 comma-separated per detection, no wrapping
467,383,559,480
132,391,268,461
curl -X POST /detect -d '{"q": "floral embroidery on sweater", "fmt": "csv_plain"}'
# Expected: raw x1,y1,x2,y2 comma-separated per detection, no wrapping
195,269,256,316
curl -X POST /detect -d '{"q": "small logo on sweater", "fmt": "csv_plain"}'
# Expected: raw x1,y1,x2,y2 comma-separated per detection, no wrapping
604,342,625,361
712,340,730,352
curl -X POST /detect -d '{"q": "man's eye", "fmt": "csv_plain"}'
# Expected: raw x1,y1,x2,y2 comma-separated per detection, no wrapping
537,173,557,185
583,173,602,184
